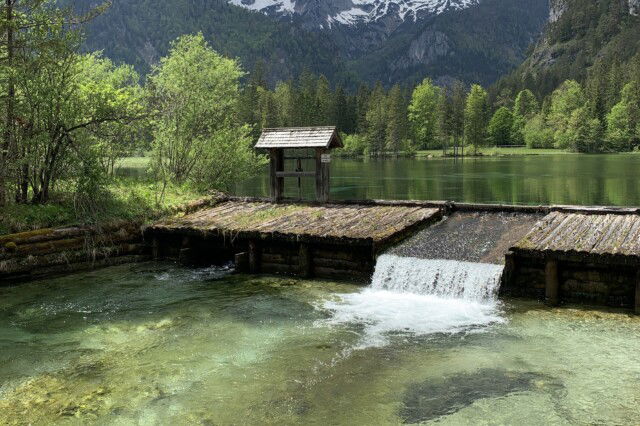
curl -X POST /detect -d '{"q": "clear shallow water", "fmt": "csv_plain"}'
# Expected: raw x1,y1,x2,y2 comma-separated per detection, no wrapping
233,154,640,206
1,263,640,424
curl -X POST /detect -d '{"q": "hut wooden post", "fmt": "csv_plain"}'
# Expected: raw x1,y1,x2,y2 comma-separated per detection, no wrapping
269,148,284,202
315,148,330,203
545,259,560,306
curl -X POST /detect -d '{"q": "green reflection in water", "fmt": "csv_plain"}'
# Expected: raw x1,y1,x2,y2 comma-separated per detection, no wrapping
1,263,640,424
234,154,640,206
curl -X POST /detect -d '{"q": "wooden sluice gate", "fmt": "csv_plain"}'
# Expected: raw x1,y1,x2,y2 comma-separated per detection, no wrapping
144,197,441,281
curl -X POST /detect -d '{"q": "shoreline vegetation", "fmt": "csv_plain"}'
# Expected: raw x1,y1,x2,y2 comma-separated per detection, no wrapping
1,148,634,235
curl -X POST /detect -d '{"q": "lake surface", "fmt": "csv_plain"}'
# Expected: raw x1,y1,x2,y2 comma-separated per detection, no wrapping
2,263,640,424
232,154,640,206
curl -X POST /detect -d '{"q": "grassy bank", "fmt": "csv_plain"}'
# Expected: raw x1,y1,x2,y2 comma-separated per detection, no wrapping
0,179,201,235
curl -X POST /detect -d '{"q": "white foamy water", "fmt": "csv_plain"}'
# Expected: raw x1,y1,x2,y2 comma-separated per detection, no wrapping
319,255,506,347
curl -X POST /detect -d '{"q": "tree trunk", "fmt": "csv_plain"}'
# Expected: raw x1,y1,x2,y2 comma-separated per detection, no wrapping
0,0,15,206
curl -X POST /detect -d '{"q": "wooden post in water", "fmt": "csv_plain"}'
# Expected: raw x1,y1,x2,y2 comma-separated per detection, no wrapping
249,240,260,273
179,236,191,264
152,237,159,260
545,259,560,306
299,243,312,277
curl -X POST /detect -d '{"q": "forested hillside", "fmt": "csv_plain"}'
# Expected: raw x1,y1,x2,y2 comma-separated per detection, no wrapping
494,0,640,99
349,0,549,87
73,0,548,87
72,0,346,84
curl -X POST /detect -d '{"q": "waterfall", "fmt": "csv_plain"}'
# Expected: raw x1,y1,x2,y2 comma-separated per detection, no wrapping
319,254,506,348
371,255,503,302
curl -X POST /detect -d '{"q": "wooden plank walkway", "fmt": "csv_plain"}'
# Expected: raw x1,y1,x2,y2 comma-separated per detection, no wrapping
149,200,441,245
514,211,640,258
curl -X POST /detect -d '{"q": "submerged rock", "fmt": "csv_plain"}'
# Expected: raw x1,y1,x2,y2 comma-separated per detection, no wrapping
400,368,564,423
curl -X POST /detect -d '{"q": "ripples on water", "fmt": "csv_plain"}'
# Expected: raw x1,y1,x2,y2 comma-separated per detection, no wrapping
1,262,640,424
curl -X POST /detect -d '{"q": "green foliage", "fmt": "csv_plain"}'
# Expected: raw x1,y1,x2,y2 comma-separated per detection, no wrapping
148,34,265,193
523,115,554,149
547,80,587,149
0,178,201,235
488,107,514,146
340,133,368,156
464,85,489,154
565,107,604,153
408,78,440,149
6,6,143,204
513,89,539,119
605,81,640,151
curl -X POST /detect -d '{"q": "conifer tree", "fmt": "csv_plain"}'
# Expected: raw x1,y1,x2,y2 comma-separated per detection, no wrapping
315,74,333,125
450,81,467,156
355,84,371,134
437,86,454,154
385,84,408,154
365,83,387,156
334,86,349,132
488,107,514,146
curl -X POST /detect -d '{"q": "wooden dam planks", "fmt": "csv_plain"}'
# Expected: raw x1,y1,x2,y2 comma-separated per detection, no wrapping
148,200,441,245
514,211,640,258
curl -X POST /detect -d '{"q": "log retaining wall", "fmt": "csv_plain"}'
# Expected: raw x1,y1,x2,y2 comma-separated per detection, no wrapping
0,222,148,283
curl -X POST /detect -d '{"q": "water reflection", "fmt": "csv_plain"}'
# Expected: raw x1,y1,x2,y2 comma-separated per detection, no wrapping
234,154,640,206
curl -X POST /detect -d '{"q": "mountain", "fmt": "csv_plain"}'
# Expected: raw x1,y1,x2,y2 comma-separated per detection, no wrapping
228,0,479,27
74,0,345,84
76,0,549,87
494,0,640,98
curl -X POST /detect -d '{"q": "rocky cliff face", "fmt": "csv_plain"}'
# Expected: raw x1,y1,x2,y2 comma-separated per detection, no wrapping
549,0,567,22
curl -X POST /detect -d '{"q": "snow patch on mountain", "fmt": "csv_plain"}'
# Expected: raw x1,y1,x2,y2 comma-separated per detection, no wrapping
228,0,480,25
228,0,295,15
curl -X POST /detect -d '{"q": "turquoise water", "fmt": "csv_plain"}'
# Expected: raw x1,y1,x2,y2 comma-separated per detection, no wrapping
2,263,640,424
233,154,640,206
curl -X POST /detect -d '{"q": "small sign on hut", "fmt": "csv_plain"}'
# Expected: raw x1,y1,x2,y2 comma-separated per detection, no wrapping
255,126,343,203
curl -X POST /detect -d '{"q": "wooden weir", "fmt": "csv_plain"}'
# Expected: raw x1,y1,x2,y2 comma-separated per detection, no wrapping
144,197,441,281
141,198,640,313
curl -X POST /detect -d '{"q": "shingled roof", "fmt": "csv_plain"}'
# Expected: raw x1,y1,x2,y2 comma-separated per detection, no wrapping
255,126,343,149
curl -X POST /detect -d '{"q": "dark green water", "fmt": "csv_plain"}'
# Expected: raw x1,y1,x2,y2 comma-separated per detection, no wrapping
233,154,640,206
1,263,640,424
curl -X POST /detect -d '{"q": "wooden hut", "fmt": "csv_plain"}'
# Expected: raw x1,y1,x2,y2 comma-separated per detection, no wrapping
255,126,343,203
